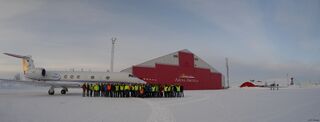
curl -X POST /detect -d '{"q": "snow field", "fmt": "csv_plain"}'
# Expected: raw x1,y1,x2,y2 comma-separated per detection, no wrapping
0,87,320,122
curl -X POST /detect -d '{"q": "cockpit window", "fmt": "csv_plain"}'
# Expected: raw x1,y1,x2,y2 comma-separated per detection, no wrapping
129,74,135,78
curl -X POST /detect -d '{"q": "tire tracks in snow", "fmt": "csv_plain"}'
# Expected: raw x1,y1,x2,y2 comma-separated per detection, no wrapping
137,98,176,122
166,93,211,107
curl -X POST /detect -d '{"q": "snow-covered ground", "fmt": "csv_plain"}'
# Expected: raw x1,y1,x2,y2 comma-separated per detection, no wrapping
1,87,320,122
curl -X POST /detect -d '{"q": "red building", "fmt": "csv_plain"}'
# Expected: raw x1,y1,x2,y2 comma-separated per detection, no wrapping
240,82,256,88
122,49,225,90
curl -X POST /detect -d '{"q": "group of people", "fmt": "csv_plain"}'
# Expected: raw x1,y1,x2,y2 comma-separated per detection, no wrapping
270,83,279,90
81,83,184,98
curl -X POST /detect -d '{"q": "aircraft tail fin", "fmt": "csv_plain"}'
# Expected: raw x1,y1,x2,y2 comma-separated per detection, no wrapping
3,53,35,74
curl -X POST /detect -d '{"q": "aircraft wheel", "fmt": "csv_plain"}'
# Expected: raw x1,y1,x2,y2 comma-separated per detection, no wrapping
61,89,67,95
48,89,55,95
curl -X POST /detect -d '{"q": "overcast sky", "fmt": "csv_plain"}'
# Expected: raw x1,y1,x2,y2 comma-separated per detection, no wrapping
0,0,319,83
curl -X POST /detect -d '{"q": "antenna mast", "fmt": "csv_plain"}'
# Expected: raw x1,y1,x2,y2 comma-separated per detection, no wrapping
226,57,230,88
110,37,116,72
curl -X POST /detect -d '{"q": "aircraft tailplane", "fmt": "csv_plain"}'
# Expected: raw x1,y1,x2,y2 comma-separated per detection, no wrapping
3,53,35,74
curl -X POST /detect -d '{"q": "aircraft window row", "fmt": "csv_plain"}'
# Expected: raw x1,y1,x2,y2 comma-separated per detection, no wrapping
63,75,81,79
62,75,111,80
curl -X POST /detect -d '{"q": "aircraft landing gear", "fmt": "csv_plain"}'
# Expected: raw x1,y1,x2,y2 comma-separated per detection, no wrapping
48,87,55,95
61,88,68,95
48,87,68,95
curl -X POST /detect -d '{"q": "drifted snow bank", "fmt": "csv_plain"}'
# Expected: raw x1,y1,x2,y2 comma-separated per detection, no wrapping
0,87,320,122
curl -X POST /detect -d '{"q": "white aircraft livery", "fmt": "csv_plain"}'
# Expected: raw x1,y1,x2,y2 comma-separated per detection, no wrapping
1,53,145,95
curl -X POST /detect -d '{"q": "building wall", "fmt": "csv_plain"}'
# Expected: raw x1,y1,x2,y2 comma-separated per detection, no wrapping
131,51,223,90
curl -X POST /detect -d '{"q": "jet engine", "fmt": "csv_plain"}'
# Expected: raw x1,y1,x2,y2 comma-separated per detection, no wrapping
26,68,46,80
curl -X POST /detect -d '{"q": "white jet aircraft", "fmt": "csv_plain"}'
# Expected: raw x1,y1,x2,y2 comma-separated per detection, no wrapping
0,53,145,95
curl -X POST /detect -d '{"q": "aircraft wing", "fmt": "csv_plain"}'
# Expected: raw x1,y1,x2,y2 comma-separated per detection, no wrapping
0,79,81,88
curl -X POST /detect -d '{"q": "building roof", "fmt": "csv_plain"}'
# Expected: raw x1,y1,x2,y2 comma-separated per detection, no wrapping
121,49,220,73
240,82,256,88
